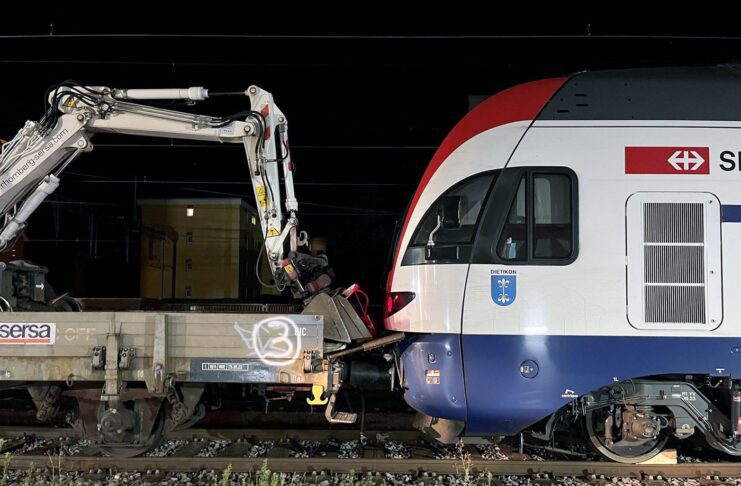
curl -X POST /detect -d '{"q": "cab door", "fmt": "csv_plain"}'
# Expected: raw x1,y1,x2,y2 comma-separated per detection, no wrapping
460,166,580,435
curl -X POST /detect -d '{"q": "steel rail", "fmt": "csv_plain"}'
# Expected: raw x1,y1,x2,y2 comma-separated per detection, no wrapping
5,456,741,477
0,426,421,442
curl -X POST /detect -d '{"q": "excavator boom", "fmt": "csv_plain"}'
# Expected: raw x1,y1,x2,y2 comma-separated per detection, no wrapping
0,82,328,298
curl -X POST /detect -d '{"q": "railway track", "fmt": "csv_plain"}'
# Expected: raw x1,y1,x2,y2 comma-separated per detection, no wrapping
1,426,741,484
4,455,741,476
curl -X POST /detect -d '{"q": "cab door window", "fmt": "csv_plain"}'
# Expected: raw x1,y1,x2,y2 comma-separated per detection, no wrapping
474,167,578,265
533,173,573,259
497,177,527,260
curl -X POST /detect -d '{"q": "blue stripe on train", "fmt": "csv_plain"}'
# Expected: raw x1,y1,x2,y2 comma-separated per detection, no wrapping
400,334,468,422
722,205,741,222
400,333,741,437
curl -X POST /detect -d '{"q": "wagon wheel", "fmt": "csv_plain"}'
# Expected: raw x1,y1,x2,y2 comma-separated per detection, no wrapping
95,411,164,457
72,399,165,457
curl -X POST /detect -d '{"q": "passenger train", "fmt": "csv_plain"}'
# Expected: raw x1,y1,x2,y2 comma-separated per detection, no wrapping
385,66,741,462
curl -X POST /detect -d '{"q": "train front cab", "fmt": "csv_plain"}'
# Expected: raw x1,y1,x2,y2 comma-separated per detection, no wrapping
385,75,741,461
388,161,584,439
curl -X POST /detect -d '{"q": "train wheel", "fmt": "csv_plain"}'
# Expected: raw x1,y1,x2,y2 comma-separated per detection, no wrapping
95,427,163,457
68,392,165,457
585,404,668,463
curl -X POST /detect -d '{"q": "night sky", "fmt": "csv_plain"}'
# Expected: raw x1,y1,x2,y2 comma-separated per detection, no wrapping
4,5,741,307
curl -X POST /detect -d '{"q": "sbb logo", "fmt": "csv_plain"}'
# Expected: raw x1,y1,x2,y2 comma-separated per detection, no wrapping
625,147,709,174
719,151,741,171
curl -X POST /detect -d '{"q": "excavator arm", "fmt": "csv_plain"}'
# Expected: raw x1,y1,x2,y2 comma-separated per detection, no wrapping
0,82,329,298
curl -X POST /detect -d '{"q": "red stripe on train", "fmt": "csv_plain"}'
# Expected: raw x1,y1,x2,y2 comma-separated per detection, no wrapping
387,77,567,289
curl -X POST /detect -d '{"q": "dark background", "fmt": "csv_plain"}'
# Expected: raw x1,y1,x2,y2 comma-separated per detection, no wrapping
4,4,741,306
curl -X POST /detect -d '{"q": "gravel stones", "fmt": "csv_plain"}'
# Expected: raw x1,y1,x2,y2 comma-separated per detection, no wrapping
338,440,360,459
477,443,510,461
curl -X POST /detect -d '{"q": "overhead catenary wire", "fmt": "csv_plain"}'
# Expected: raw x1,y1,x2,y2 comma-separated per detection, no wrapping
40,195,399,216
168,186,399,215
3,34,741,40
65,177,413,187
79,144,438,150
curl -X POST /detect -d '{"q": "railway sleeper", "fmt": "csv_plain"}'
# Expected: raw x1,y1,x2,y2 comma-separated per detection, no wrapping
644,478,669,486
698,478,727,486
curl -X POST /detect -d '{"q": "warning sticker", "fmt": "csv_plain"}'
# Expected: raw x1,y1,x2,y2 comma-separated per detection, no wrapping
425,369,441,385
256,186,269,207
267,227,279,237
0,323,56,345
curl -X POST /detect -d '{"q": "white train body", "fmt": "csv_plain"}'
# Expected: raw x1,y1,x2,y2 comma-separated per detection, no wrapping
384,67,741,444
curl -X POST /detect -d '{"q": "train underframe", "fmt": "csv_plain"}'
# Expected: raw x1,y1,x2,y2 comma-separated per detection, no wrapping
11,361,395,456
17,375,741,461
414,375,741,462
541,376,741,462
417,376,741,463
399,333,741,462
19,376,390,457
0,305,397,457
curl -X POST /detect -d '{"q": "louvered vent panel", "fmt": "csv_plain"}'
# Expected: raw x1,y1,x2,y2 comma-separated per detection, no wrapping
643,202,704,243
642,202,705,325
644,286,706,324
643,246,704,284
627,193,721,330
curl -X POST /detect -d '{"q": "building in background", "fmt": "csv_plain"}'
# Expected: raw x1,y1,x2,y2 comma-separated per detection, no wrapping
138,198,268,300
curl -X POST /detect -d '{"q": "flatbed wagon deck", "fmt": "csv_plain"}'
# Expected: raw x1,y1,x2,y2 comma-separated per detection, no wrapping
0,311,326,387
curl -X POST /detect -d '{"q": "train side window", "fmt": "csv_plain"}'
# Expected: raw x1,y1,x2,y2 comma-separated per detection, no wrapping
474,167,578,265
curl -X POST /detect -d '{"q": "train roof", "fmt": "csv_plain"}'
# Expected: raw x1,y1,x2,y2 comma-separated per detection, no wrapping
539,65,741,121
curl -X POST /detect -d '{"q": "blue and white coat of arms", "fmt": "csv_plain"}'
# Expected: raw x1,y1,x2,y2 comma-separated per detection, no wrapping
491,275,516,306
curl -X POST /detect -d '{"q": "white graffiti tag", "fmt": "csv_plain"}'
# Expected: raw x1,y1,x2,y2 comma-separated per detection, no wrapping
233,317,301,366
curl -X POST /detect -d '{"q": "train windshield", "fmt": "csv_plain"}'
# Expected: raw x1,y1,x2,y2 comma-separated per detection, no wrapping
411,171,497,247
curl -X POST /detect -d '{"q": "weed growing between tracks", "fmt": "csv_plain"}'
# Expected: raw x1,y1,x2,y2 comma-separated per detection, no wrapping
451,439,495,486
220,460,307,485
0,436,724,485
454,439,473,486
0,438,69,486
0,439,9,486
221,463,233,486
0,437,500,486
343,470,394,486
